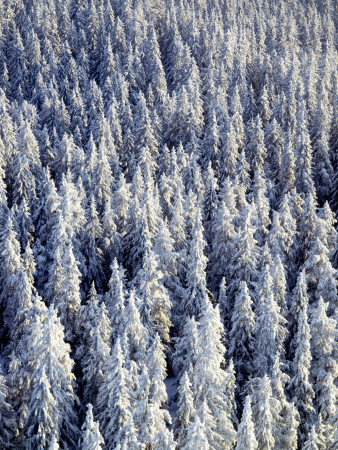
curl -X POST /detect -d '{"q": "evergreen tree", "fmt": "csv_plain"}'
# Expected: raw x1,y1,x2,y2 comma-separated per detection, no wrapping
251,375,275,450
105,258,126,341
136,249,172,342
0,213,22,333
82,290,111,405
0,366,17,448
310,297,337,419
254,265,288,377
183,208,210,318
96,337,135,449
303,426,321,450
228,281,255,384
289,303,315,445
192,302,236,449
182,416,209,450
24,305,79,448
173,371,195,447
80,404,104,450
236,396,258,450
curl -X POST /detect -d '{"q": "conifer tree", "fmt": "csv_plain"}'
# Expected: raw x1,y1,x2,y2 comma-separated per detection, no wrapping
251,375,275,450
82,292,111,405
105,258,126,341
236,396,258,450
182,416,209,450
254,265,287,377
228,281,255,384
183,208,209,318
310,297,337,419
123,289,148,362
173,371,195,448
172,316,199,379
136,249,172,342
289,303,315,445
0,366,17,448
80,404,104,450
303,426,321,450
0,213,22,333
96,337,135,449
24,305,79,448
192,302,236,449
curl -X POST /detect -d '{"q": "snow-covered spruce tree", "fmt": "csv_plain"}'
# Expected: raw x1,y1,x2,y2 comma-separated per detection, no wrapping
123,289,149,362
303,425,321,450
96,337,137,449
183,207,210,319
153,218,182,314
24,367,59,449
235,395,258,450
209,196,236,293
288,270,309,361
173,371,195,448
80,404,104,450
303,222,338,311
172,315,199,380
0,365,17,448
228,281,255,385
24,305,79,448
0,212,22,334
135,248,172,342
250,375,275,450
310,297,337,429
228,203,260,307
288,302,315,446
191,302,236,449
182,416,209,450
50,235,82,343
253,264,287,377
105,258,126,342
270,355,299,449
81,287,111,406
81,195,105,293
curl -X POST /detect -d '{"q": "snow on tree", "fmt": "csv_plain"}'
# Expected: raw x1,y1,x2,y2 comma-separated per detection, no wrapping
235,396,258,450
182,416,209,450
303,425,321,450
254,264,288,377
0,365,17,448
105,258,126,341
228,281,255,385
24,367,59,449
288,302,315,446
123,289,148,362
192,302,236,449
80,404,104,450
81,286,111,405
24,305,79,448
96,337,135,449
173,371,195,447
135,248,172,342
183,207,210,319
251,375,275,450
172,315,199,379
228,204,260,306
0,212,22,332
310,297,337,429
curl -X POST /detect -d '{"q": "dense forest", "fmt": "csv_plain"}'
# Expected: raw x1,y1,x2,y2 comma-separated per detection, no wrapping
0,0,337,448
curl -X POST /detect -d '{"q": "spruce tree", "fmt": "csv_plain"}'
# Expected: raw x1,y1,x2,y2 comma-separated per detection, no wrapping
289,303,315,445
236,396,258,450
80,404,104,450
